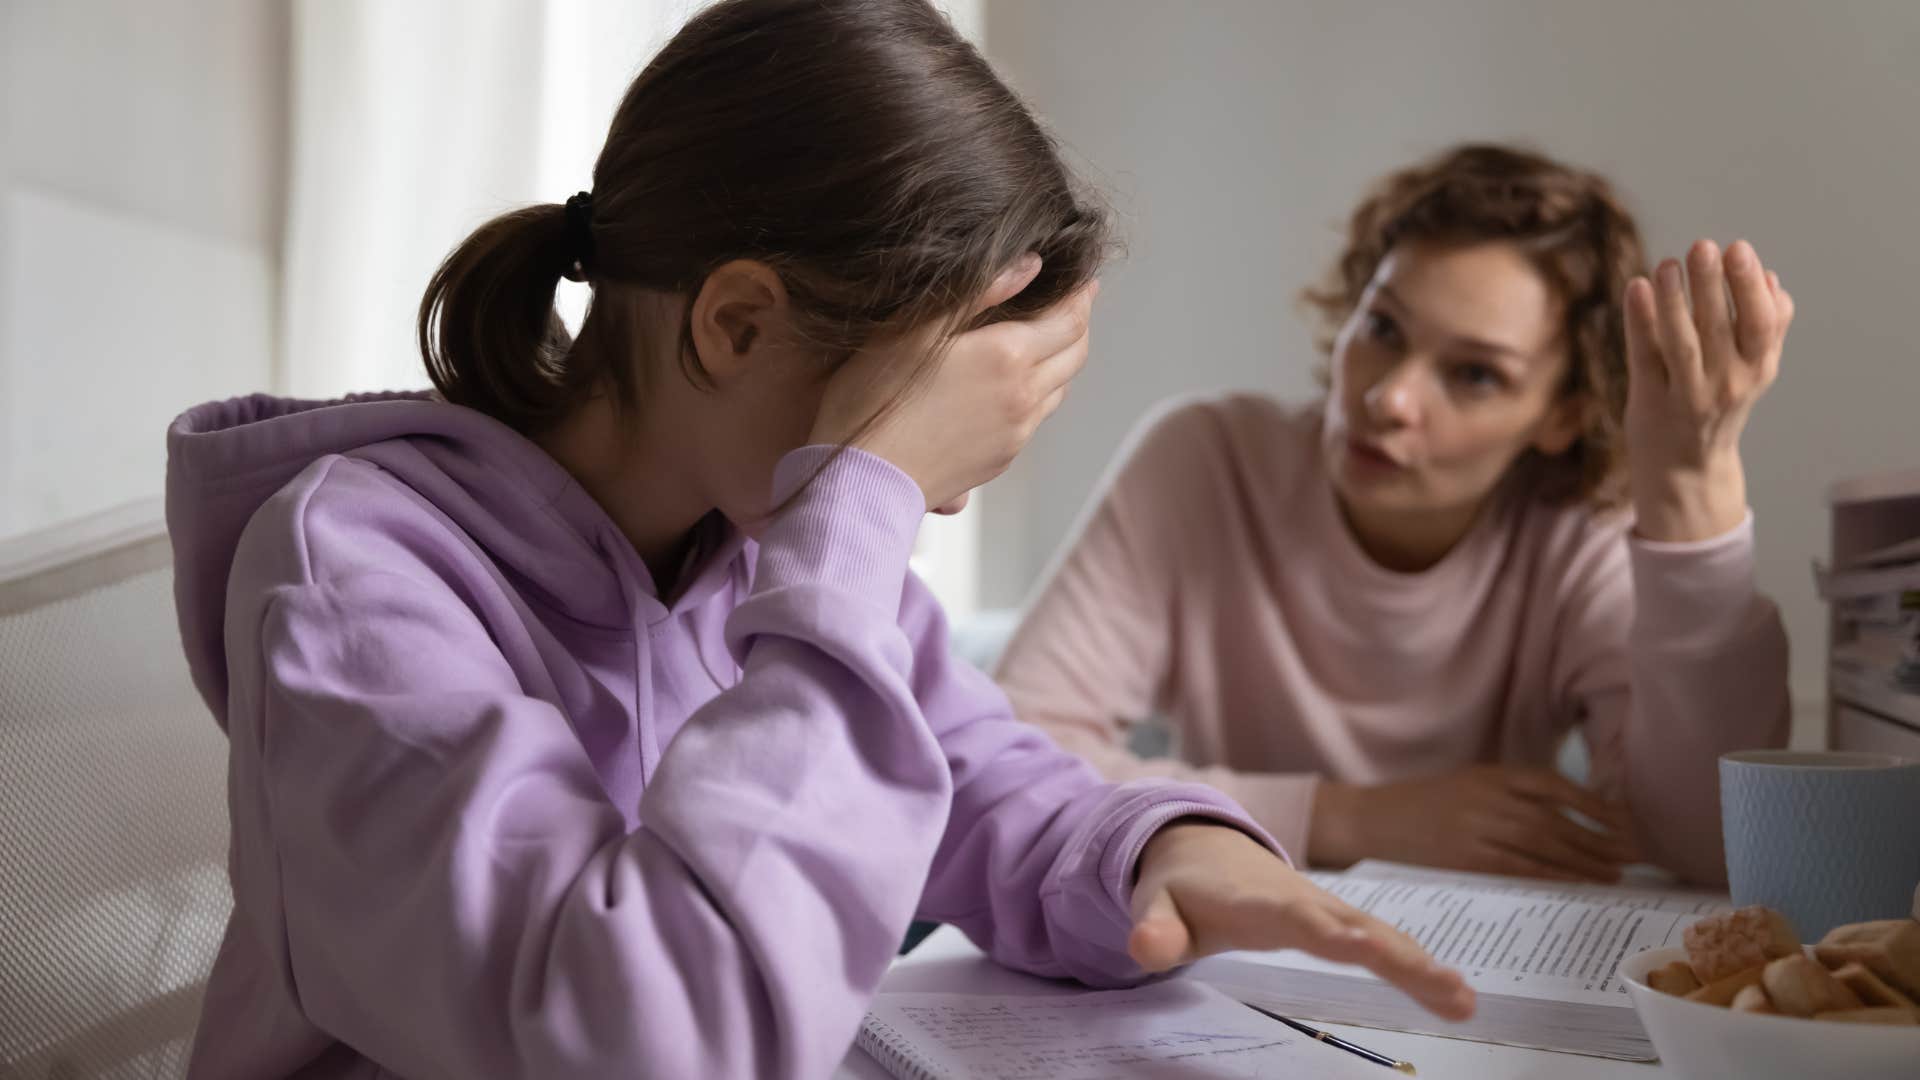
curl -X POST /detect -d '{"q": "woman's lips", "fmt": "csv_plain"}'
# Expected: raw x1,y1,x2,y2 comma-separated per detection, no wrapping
1347,437,1407,472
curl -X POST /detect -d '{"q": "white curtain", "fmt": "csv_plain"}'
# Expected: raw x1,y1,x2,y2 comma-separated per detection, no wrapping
280,0,984,399
279,0,987,611
280,0,702,398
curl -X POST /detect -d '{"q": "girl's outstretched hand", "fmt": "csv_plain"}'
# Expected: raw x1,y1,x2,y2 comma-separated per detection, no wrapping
1130,822,1477,1022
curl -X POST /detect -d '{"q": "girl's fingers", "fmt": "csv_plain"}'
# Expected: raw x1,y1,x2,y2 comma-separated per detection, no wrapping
1281,896,1368,956
982,280,1097,372
1034,381,1070,430
1127,886,1192,973
1166,871,1477,1021
969,254,1043,319
1032,319,1093,396
1326,909,1477,1022
1264,897,1475,1021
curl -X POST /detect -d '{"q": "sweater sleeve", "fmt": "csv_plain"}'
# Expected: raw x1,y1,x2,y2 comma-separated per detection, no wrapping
1553,513,1791,885
994,401,1319,861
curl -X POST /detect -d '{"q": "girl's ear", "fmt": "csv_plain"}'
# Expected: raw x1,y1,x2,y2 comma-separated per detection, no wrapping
689,260,791,380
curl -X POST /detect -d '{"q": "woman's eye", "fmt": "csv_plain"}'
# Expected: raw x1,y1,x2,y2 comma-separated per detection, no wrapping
1363,311,1401,344
1448,362,1507,392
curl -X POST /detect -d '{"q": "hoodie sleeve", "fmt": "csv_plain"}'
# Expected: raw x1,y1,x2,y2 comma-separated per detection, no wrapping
1552,514,1791,885
900,568,1282,987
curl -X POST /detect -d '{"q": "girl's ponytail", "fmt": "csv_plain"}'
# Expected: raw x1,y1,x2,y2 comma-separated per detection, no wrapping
418,203,584,434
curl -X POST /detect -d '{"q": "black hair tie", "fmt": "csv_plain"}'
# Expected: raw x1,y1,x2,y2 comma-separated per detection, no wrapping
563,191,595,280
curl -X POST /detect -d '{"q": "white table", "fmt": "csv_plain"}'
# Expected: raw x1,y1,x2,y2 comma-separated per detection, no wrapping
835,924,1667,1079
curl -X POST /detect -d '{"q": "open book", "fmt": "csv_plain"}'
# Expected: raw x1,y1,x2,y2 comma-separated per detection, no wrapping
858,979,1388,1080
1188,860,1728,1060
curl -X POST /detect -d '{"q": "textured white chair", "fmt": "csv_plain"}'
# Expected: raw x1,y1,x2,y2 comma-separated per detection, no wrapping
0,499,230,1079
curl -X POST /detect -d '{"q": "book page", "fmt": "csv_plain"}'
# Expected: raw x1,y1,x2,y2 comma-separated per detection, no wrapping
1344,858,1716,903
1228,871,1727,1007
862,981,1380,1079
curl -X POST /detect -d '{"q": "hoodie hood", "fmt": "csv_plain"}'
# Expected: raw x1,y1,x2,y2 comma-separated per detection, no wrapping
165,392,744,729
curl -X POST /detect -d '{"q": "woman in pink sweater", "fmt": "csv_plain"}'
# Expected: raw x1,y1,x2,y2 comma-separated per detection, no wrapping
996,144,1795,887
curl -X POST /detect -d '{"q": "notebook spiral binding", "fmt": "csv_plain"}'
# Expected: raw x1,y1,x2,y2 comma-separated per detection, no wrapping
856,1016,942,1080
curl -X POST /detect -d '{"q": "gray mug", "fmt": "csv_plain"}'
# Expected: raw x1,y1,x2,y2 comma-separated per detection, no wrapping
1720,749,1920,940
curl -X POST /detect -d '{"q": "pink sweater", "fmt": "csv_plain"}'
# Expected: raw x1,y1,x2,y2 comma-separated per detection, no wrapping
995,394,1790,884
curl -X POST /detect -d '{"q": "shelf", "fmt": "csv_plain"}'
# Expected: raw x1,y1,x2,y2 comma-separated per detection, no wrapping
1834,703,1920,760
1828,468,1920,751
1829,467,1920,507
1829,666,1920,731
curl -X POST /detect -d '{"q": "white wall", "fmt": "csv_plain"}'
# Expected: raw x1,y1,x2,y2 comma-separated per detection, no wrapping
0,0,992,619
0,0,288,541
981,0,1920,721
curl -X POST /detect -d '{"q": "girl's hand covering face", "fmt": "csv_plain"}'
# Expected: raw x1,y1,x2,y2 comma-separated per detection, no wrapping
809,256,1098,511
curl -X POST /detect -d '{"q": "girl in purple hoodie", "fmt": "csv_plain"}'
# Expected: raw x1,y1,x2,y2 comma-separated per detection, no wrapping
166,2,1471,1076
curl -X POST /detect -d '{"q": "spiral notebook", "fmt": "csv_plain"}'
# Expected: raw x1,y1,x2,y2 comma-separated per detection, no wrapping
856,979,1383,1079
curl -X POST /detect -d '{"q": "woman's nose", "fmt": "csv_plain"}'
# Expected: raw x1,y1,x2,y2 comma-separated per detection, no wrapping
1362,360,1424,429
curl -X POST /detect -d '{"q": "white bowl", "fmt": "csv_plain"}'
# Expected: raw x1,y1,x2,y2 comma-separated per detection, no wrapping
1621,945,1920,1079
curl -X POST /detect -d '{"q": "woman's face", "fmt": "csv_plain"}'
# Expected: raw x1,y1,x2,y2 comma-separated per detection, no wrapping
1322,239,1582,526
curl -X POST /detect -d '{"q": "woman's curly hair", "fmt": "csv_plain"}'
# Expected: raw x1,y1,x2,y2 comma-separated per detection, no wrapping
1302,143,1650,507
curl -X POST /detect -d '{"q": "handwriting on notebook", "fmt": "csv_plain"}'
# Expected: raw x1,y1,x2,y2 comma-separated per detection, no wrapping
859,980,1382,1079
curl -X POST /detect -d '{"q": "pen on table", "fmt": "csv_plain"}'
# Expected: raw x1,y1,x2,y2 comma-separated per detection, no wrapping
1238,999,1417,1075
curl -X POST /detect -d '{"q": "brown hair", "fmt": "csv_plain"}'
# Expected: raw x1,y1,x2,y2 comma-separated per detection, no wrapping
420,0,1107,436
1301,143,1648,507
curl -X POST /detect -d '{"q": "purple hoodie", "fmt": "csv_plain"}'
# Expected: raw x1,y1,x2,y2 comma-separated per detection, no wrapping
165,393,1275,1080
